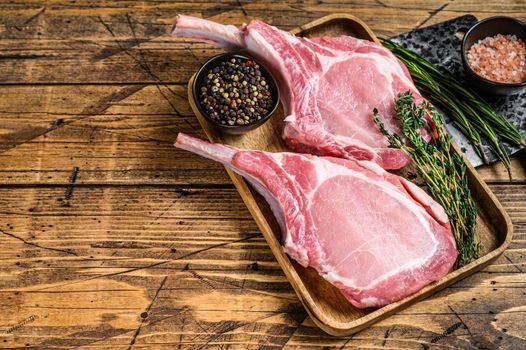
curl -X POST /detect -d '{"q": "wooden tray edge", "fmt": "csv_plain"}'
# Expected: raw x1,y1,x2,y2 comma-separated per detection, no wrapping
185,13,514,336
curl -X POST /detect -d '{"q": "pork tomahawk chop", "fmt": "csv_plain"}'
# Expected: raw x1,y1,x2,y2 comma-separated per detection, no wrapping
175,133,458,308
172,15,427,169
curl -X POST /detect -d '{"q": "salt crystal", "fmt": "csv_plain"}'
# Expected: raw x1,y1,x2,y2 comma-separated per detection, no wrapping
467,34,526,83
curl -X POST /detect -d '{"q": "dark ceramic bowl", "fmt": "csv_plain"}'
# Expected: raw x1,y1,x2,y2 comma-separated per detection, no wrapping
461,16,526,96
192,53,279,135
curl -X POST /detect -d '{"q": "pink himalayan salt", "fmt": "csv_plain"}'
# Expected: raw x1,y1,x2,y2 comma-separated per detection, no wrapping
466,34,526,84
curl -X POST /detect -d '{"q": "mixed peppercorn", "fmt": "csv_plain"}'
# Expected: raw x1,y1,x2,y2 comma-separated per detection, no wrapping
198,57,274,126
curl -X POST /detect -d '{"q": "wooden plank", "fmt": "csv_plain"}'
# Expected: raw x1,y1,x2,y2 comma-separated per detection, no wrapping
0,185,309,349
0,84,232,185
0,84,523,185
477,155,526,183
0,184,524,348
0,2,524,84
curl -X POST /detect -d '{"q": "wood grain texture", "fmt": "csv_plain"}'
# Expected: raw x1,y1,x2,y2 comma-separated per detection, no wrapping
0,1,524,84
0,0,525,348
0,84,523,185
0,185,524,348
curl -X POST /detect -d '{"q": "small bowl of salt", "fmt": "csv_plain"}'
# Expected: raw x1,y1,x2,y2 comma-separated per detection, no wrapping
461,16,526,96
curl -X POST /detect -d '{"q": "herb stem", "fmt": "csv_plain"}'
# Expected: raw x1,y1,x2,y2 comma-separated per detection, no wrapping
374,92,480,267
380,38,523,177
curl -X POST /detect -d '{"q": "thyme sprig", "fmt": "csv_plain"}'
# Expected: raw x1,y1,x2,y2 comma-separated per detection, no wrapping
381,38,525,178
374,92,481,267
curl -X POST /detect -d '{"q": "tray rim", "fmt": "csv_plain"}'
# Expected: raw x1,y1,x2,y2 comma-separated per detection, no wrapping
186,13,514,336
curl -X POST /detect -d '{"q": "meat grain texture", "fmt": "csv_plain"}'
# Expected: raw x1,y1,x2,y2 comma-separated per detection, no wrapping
175,134,458,308
172,15,429,170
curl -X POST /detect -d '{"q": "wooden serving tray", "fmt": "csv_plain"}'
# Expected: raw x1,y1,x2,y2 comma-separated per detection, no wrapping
186,13,513,336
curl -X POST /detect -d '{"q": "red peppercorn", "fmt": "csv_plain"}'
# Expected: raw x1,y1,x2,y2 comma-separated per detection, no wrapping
245,60,253,67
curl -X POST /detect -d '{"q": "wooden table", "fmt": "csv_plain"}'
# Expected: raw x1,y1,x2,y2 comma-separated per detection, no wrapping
0,1,525,349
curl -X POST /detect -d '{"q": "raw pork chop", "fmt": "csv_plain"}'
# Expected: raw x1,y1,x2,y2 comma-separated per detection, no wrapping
172,15,427,169
175,133,458,308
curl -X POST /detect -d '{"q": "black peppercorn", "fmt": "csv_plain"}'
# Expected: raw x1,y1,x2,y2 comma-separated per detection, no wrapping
198,56,274,127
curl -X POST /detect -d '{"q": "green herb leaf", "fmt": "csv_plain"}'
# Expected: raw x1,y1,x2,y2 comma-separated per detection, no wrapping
374,91,481,267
